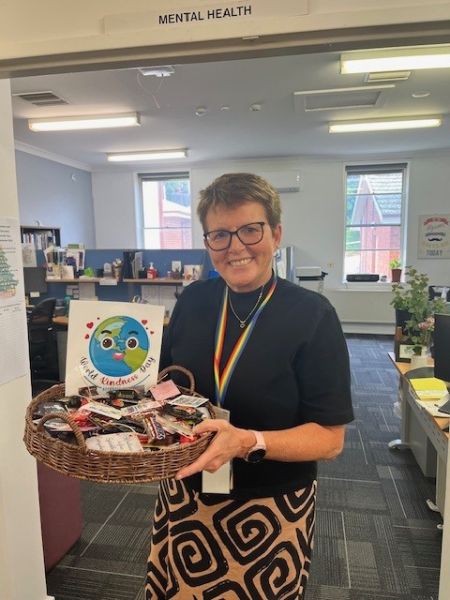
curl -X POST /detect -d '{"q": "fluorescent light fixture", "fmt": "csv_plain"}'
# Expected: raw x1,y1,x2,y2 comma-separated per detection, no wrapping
329,116,442,133
107,149,187,162
28,112,140,132
341,45,450,74
138,66,175,77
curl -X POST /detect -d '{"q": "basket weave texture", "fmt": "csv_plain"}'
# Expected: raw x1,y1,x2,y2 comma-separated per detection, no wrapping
23,366,214,484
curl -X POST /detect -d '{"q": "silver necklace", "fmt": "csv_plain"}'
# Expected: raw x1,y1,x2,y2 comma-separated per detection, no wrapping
228,284,265,328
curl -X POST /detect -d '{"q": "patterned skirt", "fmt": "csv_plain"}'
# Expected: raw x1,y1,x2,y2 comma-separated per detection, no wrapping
145,478,316,600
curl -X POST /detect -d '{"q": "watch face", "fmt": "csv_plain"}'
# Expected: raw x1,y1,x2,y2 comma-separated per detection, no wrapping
246,448,266,463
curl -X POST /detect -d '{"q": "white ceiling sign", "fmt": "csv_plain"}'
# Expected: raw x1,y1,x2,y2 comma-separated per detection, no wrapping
103,1,308,33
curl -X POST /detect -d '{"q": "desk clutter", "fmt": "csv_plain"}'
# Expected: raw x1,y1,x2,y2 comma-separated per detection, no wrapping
24,366,215,484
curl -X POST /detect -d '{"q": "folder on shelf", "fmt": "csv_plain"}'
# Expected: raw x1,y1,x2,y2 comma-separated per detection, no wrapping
409,377,449,400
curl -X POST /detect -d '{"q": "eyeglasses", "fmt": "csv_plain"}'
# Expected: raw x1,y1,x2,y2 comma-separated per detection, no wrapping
203,221,266,251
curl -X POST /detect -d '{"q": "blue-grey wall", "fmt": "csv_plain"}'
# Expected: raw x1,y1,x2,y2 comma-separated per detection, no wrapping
15,150,96,247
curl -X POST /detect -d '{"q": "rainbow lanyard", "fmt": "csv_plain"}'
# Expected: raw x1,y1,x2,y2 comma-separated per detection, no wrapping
214,277,277,406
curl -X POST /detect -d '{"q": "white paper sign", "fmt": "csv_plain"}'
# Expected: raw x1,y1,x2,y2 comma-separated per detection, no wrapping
0,218,29,386
418,214,450,259
65,300,164,395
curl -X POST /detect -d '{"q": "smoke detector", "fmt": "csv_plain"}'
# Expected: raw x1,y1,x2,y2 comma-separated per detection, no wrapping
138,66,175,77
195,106,208,117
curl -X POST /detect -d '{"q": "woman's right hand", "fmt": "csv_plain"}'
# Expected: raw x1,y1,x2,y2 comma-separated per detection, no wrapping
175,419,255,479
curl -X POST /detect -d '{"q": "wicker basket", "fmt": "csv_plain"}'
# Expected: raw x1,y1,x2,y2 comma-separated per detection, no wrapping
23,366,214,484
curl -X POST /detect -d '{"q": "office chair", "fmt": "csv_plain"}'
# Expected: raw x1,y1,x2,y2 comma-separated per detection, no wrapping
28,297,59,381
429,285,450,302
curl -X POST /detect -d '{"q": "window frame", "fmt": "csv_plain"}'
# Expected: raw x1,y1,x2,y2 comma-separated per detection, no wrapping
139,172,192,250
343,162,408,282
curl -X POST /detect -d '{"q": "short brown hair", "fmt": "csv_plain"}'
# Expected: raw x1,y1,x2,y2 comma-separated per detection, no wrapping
197,173,281,231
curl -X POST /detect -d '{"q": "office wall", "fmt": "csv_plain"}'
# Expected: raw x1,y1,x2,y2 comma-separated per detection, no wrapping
407,154,450,282
16,150,95,248
91,154,450,332
0,82,48,600
91,171,139,248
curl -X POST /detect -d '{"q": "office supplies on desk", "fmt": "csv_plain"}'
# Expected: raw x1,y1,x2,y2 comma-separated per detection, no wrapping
416,397,450,417
409,377,449,400
437,398,450,415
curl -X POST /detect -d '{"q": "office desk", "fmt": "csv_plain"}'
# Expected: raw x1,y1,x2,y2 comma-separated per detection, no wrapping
388,352,449,515
53,315,68,327
389,355,450,600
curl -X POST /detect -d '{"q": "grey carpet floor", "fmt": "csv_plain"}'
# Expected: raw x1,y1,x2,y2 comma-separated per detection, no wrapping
46,335,443,599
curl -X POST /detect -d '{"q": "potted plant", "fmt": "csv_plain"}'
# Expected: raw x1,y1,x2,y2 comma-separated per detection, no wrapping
389,258,402,283
391,266,447,360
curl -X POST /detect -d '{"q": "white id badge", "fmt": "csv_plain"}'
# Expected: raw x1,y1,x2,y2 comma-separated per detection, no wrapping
202,406,233,494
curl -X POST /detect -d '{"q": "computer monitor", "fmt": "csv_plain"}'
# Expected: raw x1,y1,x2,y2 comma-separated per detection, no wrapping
23,267,47,294
434,313,450,384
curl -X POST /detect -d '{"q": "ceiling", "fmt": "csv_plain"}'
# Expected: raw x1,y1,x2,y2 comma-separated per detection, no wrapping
10,48,450,170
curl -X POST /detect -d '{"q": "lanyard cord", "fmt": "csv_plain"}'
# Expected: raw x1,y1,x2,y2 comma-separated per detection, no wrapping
214,277,277,406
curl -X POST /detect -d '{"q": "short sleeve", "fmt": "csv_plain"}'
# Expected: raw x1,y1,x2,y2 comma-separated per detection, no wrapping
294,305,353,425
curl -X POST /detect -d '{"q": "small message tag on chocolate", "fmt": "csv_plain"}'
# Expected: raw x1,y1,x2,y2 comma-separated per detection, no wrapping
167,394,208,408
86,432,144,453
149,380,180,401
82,401,123,420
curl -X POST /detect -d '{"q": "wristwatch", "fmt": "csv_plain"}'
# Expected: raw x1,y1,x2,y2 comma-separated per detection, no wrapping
244,430,266,463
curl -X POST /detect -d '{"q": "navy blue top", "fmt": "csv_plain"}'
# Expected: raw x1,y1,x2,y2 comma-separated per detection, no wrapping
160,276,353,499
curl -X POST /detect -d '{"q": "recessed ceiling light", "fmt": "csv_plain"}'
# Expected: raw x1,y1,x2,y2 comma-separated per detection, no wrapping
329,116,442,133
195,106,207,116
29,112,140,132
220,105,231,111
249,103,262,111
107,149,187,162
341,45,450,74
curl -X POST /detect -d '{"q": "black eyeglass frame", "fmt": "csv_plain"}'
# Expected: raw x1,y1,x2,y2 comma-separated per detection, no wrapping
203,221,266,251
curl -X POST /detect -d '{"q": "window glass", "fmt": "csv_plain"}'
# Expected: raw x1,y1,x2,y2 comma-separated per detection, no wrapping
344,166,405,278
141,175,192,249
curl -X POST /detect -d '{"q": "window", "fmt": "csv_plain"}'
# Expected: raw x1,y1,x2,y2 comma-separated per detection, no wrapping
140,173,192,249
344,164,406,278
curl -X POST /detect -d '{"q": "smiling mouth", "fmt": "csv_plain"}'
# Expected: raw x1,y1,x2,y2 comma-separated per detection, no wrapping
113,352,124,360
229,258,252,267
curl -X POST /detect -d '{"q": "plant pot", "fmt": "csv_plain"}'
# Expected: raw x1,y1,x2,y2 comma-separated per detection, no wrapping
391,268,402,283
395,309,411,335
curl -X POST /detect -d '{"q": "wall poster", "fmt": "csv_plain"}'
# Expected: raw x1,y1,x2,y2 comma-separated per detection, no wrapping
0,217,29,386
418,214,450,259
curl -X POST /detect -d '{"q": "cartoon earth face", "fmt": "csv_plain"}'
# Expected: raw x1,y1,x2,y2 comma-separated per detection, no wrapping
89,316,149,376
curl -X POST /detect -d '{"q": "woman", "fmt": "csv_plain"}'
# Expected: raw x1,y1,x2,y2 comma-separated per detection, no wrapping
146,173,353,600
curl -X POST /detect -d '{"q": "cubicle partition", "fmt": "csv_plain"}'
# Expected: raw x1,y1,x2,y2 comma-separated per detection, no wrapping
29,248,208,304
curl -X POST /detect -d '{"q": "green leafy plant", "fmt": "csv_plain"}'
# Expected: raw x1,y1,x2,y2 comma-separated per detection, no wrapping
389,258,401,269
390,266,448,350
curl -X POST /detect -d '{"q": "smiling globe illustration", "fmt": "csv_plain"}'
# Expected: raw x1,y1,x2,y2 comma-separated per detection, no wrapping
89,316,149,376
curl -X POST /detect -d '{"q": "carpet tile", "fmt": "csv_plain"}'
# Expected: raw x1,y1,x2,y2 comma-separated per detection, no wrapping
45,335,444,599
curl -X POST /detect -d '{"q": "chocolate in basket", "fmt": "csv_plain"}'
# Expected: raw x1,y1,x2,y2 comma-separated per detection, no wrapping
24,366,216,483
37,379,211,450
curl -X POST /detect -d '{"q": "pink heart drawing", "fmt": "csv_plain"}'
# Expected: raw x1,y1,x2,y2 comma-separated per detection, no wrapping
142,319,148,325
84,334,89,339
86,322,94,329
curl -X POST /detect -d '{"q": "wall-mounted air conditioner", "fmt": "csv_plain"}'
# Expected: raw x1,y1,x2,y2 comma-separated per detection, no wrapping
256,171,301,194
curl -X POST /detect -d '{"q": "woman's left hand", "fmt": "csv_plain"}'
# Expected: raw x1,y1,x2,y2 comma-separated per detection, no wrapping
175,419,254,480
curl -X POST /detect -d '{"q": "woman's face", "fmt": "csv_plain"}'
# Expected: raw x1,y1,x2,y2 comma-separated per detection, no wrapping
204,201,281,292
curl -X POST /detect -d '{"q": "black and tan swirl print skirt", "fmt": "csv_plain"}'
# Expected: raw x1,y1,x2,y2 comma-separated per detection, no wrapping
145,478,316,600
